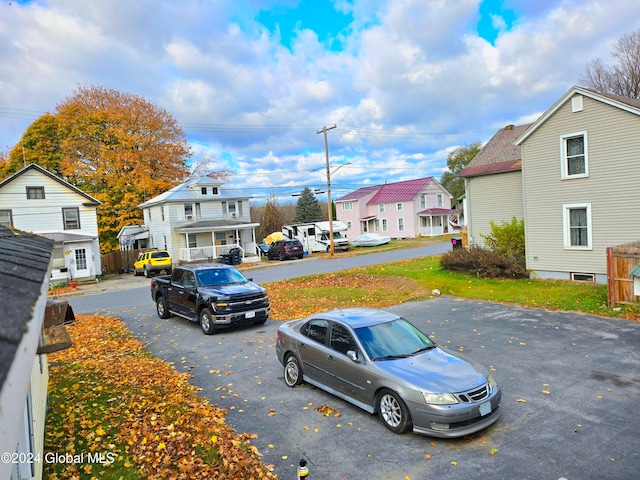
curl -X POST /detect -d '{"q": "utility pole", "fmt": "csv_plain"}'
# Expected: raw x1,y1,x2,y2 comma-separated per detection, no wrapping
317,124,337,256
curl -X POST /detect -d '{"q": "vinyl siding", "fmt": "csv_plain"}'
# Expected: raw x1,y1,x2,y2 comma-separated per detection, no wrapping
522,94,640,279
466,171,523,247
0,170,99,236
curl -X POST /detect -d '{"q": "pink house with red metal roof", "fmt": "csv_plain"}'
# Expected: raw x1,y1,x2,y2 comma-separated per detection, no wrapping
335,177,458,239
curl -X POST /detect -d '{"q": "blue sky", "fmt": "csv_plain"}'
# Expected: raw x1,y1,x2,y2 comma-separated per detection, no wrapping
0,0,639,203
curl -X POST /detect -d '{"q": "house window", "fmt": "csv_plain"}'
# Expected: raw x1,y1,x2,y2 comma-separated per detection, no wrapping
420,195,426,209
62,208,80,229
161,206,165,221
381,219,388,232
201,187,207,195
561,132,588,178
398,218,404,232
184,203,193,220
437,194,443,207
563,203,592,249
342,202,353,211
187,233,197,248
396,203,403,211
75,248,87,270
0,209,12,227
378,204,385,213
347,221,352,229
195,202,201,219
212,187,218,195
26,186,45,199
374,219,380,231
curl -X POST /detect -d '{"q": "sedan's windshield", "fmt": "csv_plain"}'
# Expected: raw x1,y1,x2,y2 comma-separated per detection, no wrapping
355,318,436,361
196,269,247,286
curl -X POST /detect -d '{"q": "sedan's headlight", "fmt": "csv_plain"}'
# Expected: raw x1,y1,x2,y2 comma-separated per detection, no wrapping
487,374,497,391
422,392,459,405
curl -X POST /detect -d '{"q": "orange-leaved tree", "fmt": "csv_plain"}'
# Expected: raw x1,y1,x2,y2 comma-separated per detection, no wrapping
3,85,191,252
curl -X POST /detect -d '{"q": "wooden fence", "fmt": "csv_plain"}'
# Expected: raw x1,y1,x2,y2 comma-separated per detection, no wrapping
607,241,640,306
101,249,143,273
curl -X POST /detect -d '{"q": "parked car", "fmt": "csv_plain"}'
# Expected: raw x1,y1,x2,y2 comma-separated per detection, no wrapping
276,308,501,437
133,249,172,277
151,263,269,335
267,239,304,260
351,233,391,247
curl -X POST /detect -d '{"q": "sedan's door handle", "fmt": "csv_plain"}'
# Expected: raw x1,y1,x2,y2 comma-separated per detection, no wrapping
327,354,334,361
298,342,306,348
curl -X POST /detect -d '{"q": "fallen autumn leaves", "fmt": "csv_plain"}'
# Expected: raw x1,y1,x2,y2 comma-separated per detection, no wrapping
44,314,277,480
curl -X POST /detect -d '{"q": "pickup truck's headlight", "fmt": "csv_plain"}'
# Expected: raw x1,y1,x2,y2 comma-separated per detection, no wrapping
422,392,459,405
215,303,229,308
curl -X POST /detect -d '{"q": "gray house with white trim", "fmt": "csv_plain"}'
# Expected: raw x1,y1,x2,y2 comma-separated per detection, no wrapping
462,86,640,284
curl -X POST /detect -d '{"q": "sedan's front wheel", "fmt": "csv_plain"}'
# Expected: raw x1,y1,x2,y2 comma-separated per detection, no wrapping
199,307,215,335
377,389,412,434
284,354,302,387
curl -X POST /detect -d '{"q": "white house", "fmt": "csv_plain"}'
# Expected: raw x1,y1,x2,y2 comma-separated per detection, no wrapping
136,176,261,263
0,164,102,282
335,177,458,239
1,226,53,480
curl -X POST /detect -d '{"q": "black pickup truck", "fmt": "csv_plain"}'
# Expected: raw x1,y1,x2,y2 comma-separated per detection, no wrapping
150,263,270,335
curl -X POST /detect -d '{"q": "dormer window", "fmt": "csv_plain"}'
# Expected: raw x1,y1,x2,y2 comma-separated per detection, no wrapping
212,187,218,195
201,187,207,195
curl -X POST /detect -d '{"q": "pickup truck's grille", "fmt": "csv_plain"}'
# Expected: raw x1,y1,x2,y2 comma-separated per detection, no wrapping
215,293,269,313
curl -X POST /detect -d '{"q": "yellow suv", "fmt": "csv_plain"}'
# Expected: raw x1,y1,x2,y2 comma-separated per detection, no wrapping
133,249,172,277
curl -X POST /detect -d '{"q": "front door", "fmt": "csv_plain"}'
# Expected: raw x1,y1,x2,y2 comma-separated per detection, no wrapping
71,247,91,279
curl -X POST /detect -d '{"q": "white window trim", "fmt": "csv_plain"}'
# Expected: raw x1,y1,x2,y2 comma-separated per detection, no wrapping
342,202,353,211
378,204,385,213
381,218,388,232
397,217,405,231
563,203,592,250
560,131,589,180
396,202,403,211
437,194,443,207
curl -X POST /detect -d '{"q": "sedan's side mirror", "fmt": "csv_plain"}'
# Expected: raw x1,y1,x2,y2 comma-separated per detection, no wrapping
347,350,360,362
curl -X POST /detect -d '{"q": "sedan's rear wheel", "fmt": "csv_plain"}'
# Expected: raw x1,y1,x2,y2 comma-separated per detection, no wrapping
199,307,215,335
284,354,302,387
377,389,412,434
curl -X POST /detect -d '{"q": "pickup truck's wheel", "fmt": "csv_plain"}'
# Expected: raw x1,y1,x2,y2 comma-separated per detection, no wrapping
199,307,215,335
376,389,412,434
144,267,151,278
284,354,302,387
156,296,171,319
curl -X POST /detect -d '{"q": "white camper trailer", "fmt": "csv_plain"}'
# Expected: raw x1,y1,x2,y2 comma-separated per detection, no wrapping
282,221,350,253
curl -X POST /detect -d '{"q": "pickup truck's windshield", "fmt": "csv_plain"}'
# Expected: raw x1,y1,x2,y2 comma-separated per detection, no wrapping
196,269,247,286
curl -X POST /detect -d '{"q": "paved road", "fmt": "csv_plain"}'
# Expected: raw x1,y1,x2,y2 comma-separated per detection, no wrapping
70,241,451,314
67,243,640,479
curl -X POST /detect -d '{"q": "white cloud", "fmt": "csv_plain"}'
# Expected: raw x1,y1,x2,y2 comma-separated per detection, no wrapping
1,0,640,198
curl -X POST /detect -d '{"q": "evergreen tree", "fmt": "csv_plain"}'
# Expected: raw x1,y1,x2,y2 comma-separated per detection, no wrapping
294,187,324,223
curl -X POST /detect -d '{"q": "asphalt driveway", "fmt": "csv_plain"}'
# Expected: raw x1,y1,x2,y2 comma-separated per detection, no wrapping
67,244,640,479
79,295,640,480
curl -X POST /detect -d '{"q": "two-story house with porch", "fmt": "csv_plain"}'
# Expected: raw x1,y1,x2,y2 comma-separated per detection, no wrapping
136,176,260,263
335,177,456,239
0,163,101,282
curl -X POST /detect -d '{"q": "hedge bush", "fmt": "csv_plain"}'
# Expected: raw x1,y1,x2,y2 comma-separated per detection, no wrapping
439,246,528,279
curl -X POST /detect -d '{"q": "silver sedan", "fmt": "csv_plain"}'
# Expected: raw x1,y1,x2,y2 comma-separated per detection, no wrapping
275,308,501,437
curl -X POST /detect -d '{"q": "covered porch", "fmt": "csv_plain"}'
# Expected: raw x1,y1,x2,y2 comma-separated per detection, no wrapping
175,220,261,264
418,208,460,237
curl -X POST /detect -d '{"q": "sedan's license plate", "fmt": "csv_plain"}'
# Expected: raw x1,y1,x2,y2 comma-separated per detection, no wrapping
479,401,491,416
246,311,256,319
